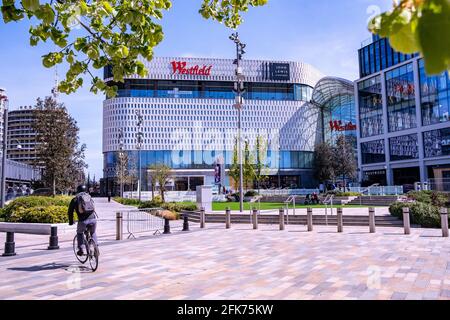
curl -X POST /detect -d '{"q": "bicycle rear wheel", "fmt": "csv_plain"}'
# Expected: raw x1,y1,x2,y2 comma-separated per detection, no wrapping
73,235,88,264
87,239,99,272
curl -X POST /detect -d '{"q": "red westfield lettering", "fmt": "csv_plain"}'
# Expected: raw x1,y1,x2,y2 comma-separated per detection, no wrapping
171,61,212,76
329,120,357,132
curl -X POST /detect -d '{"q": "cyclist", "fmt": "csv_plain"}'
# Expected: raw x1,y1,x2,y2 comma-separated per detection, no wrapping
68,185,98,257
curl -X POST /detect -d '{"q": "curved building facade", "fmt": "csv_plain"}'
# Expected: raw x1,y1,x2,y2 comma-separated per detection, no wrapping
103,57,327,192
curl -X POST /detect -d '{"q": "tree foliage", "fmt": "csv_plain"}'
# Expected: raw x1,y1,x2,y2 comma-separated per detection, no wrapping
0,0,267,97
148,163,172,202
370,0,450,74
254,135,269,191
313,141,335,185
332,135,357,184
33,96,87,194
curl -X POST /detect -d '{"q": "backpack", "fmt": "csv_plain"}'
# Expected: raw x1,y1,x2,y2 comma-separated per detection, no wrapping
77,192,95,215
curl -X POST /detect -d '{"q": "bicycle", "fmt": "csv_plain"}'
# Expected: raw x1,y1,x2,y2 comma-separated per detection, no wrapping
72,224,99,272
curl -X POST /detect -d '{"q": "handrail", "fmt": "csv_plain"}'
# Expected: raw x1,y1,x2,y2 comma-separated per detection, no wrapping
323,194,334,225
284,195,297,224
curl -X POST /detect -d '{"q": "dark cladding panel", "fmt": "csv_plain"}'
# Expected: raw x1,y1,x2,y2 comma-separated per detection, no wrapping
269,63,290,81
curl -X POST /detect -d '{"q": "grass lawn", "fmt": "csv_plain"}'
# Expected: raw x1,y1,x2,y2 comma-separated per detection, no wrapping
212,202,378,211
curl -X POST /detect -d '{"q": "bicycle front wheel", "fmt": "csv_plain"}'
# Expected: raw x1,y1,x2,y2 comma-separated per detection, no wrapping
87,239,99,272
73,235,88,264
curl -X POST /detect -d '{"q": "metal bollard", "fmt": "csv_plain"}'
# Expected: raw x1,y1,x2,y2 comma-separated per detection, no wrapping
279,208,285,231
403,207,411,235
182,214,190,232
200,208,205,229
225,208,231,229
116,212,123,240
369,207,376,233
2,232,16,257
164,218,171,234
337,208,343,233
48,226,59,250
307,207,313,232
440,207,449,238
252,209,258,230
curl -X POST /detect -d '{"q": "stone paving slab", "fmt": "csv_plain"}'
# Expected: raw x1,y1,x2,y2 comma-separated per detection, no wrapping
0,198,449,300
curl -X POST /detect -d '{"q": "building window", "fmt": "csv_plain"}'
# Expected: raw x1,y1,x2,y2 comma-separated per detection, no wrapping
389,134,419,161
358,75,383,138
419,59,450,126
361,139,385,164
423,128,450,158
385,63,416,132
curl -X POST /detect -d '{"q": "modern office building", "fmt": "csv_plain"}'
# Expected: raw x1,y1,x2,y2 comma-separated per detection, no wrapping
356,35,450,190
7,106,39,165
103,57,359,193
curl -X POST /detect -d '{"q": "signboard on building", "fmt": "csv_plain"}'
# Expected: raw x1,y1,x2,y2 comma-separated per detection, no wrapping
171,61,212,76
268,63,290,81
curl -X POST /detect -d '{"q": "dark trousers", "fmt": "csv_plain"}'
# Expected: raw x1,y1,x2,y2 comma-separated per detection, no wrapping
77,218,98,249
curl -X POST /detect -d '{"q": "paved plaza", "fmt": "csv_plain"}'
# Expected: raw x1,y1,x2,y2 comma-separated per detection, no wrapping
0,199,449,300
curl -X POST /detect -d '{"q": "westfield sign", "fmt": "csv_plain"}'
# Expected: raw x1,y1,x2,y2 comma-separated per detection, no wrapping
329,120,357,132
171,61,212,76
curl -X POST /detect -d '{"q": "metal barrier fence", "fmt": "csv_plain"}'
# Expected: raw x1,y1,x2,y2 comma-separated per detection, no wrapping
125,208,164,239
347,186,404,195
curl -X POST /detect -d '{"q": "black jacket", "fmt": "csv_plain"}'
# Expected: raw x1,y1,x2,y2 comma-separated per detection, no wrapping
68,195,96,224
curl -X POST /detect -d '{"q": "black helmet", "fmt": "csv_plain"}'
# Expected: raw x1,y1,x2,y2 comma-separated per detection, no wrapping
76,185,87,194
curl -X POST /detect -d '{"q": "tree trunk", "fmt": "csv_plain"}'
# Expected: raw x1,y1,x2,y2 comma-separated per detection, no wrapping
52,176,56,197
160,187,165,203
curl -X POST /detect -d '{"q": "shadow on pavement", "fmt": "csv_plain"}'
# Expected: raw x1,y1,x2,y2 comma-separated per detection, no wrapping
8,262,70,272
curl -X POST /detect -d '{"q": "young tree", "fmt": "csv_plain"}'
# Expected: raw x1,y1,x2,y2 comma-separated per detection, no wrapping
115,150,129,198
33,96,87,195
254,135,269,193
0,1,267,97
332,135,357,189
313,142,335,189
243,139,256,192
149,163,172,203
229,137,240,192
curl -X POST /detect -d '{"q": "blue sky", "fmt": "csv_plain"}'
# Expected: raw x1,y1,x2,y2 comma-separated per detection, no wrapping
0,0,392,179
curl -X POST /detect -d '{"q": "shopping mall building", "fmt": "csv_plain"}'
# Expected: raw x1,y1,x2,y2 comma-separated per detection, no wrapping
102,57,356,193
356,35,450,191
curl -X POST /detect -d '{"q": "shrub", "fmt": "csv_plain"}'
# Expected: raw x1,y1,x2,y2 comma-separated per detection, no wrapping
154,210,180,221
389,201,446,228
245,190,259,197
113,197,142,206
7,205,69,224
407,190,448,207
162,202,197,212
1,196,72,222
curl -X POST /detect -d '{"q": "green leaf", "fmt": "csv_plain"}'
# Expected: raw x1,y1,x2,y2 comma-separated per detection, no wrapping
22,0,40,12
417,1,450,75
389,23,421,54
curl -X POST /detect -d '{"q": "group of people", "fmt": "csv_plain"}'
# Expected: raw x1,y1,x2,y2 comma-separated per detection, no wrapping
304,192,320,205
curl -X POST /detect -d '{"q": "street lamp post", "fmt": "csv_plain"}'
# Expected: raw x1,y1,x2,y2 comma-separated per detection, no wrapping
135,110,143,202
0,94,8,208
118,128,124,198
230,32,247,213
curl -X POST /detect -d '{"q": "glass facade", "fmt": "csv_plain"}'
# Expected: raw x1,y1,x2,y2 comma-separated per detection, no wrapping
385,63,416,132
103,150,314,177
358,36,418,78
389,134,419,161
358,75,383,138
109,79,313,102
323,94,357,149
423,128,450,158
361,139,385,164
419,59,450,126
